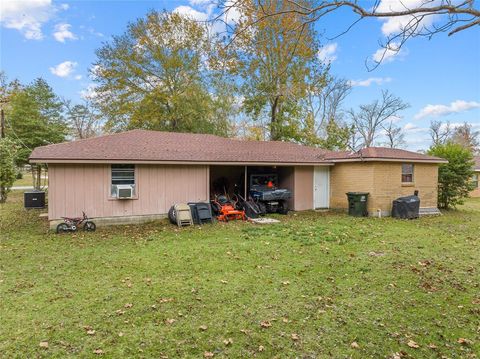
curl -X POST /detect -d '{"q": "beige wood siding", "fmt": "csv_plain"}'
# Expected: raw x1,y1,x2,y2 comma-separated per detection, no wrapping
48,164,209,220
330,162,439,215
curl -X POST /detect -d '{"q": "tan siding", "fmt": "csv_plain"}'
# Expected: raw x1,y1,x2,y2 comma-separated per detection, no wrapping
48,164,208,220
293,166,314,211
330,162,439,215
330,162,375,212
470,173,480,197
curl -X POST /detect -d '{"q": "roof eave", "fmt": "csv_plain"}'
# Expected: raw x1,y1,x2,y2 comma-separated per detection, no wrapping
29,158,335,166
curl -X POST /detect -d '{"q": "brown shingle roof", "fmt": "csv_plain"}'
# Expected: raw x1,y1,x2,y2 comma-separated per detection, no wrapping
29,130,331,164
323,147,447,163
29,130,447,164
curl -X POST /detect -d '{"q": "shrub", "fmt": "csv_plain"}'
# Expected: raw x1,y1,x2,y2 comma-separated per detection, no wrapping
428,143,475,209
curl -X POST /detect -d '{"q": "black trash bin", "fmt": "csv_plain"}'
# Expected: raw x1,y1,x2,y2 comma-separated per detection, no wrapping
346,192,369,217
24,190,46,209
391,195,420,219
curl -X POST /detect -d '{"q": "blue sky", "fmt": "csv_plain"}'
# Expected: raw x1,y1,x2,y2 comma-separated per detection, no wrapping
1,0,479,151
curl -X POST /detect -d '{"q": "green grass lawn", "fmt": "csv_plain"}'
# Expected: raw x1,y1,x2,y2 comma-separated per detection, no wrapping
1,192,479,358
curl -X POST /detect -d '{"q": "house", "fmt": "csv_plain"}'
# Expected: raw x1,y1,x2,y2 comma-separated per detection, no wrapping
29,130,447,228
471,156,480,197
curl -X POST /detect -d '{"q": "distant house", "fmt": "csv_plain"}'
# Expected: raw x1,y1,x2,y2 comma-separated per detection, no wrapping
471,156,480,198
29,130,447,228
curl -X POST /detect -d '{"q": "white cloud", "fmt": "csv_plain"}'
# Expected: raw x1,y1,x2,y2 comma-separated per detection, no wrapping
376,0,438,37
173,5,209,21
79,83,99,100
74,75,82,80
372,42,406,63
318,43,338,63
189,0,213,5
53,23,77,43
349,77,392,87
0,0,66,40
414,100,480,119
50,61,77,77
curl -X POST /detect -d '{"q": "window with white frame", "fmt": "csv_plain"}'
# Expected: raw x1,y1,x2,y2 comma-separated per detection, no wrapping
401,163,414,183
111,164,135,197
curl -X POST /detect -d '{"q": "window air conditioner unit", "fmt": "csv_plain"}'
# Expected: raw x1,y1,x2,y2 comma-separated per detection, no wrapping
117,185,133,199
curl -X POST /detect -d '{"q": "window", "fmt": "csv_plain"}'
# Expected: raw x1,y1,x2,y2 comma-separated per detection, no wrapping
472,174,479,189
111,164,135,197
401,163,414,183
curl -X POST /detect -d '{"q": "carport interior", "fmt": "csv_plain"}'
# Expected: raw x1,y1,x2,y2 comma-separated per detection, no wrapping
209,165,294,207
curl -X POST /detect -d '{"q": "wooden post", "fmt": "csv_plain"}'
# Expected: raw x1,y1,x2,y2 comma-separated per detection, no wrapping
244,165,247,199
0,108,4,139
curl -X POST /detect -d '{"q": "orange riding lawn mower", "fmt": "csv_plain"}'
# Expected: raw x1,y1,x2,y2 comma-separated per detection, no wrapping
211,194,247,222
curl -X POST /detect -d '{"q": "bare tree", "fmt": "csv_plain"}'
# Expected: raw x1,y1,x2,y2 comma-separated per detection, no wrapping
64,100,101,139
451,121,480,152
217,1,480,69
349,90,409,147
382,120,406,148
429,119,452,146
306,74,351,137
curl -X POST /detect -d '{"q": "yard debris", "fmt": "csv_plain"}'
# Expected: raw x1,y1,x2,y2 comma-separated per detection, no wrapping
260,321,272,328
249,218,280,225
115,309,125,315
220,280,228,284
93,349,104,355
291,333,300,341
199,325,208,331
223,338,233,346
407,340,419,348
158,297,174,303
39,341,49,349
165,318,176,325
118,332,124,337
351,341,360,349
87,330,96,335
258,345,265,352
124,303,133,308
282,281,290,286
282,318,289,323
427,343,437,349
204,351,214,358
457,338,472,346
368,251,385,257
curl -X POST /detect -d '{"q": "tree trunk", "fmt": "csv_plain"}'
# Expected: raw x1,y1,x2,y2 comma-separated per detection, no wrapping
270,96,280,141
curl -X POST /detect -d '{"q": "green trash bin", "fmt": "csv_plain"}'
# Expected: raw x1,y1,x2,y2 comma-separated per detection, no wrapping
346,192,369,217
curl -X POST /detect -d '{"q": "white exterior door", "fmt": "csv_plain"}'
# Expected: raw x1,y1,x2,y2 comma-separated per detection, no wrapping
314,166,330,209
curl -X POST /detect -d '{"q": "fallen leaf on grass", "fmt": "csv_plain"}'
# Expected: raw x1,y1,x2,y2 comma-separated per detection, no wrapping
220,280,228,284
282,281,290,286
282,318,289,323
93,349,104,355
165,318,176,324
351,341,359,348
39,341,49,349
260,321,272,328
407,340,419,348
116,310,125,315
223,338,233,346
124,303,133,308
158,298,174,303
457,338,472,345
428,343,437,349
87,330,96,335
204,351,214,358
199,325,208,331
118,332,124,337
291,333,300,341
258,345,265,352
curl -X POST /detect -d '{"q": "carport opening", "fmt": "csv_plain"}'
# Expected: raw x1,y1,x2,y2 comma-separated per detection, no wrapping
209,165,294,209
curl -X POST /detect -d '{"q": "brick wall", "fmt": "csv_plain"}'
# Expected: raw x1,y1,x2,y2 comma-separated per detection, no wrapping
330,161,439,215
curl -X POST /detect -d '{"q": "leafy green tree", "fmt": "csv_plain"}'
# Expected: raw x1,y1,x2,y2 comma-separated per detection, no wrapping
428,143,475,209
92,11,234,136
0,138,18,203
318,118,352,150
233,1,323,141
6,78,67,165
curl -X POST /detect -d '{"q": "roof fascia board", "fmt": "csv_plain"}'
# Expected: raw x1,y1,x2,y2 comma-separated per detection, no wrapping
329,158,448,164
